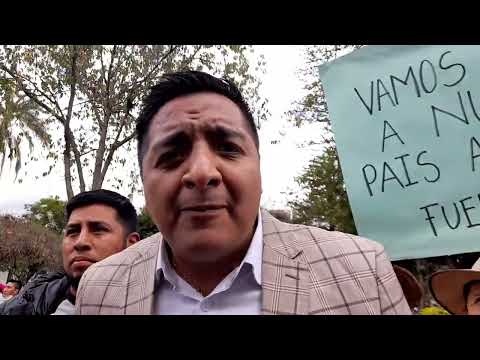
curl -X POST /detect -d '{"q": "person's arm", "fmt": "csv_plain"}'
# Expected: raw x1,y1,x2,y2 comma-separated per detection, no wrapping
375,246,412,315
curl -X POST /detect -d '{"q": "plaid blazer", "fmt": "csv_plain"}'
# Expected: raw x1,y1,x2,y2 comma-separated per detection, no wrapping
75,210,410,315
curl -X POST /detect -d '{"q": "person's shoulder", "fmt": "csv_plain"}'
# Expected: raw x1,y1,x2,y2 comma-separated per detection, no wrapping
265,213,383,253
300,224,384,253
81,232,162,282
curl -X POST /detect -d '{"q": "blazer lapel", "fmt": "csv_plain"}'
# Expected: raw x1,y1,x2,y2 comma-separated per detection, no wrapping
124,234,161,315
261,210,311,315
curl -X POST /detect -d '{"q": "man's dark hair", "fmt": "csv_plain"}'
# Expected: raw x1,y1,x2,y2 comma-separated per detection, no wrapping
7,280,22,291
136,70,259,175
65,189,138,234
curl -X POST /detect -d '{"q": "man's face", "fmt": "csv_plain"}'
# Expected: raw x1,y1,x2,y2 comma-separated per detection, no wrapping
142,92,262,263
62,204,129,280
2,282,18,297
466,282,480,315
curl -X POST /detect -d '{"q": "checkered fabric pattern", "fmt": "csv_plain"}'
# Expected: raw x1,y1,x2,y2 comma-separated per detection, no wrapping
76,210,410,315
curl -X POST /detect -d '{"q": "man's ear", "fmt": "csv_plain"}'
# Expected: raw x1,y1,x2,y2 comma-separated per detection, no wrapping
126,232,141,247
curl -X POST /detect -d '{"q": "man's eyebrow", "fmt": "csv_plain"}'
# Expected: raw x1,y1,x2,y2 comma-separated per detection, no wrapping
65,221,110,229
206,125,247,141
87,221,111,228
150,130,191,153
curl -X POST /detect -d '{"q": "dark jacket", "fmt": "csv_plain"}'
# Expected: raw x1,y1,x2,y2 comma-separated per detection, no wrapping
0,271,71,315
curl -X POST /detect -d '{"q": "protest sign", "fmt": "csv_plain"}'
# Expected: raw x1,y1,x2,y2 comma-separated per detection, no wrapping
319,45,480,260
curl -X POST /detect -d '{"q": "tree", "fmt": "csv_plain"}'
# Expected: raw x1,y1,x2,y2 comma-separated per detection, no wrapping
289,144,357,234
289,46,363,131
0,77,50,178
0,215,63,284
286,45,362,229
0,45,267,199
24,196,66,234
137,207,158,239
267,209,292,223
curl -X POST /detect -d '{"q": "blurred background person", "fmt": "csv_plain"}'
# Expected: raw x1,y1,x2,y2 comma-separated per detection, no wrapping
0,280,21,305
429,258,480,315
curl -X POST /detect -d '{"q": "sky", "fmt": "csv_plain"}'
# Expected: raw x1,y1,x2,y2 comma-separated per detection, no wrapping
0,45,326,215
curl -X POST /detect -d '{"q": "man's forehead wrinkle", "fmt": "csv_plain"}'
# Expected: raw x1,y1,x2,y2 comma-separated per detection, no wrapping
159,94,240,120
160,100,208,119
156,121,196,138
156,117,233,136
185,108,201,115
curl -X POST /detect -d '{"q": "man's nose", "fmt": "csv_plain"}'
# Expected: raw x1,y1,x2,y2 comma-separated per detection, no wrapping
73,229,93,251
182,145,222,191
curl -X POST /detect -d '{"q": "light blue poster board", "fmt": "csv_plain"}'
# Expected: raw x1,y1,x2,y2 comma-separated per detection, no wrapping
319,45,480,260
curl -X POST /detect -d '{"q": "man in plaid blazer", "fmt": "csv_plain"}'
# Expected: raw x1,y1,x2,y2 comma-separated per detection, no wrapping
76,71,409,315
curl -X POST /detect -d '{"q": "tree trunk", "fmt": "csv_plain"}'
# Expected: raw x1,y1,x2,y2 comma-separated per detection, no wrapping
91,122,108,190
70,130,86,193
63,138,74,200
63,46,83,198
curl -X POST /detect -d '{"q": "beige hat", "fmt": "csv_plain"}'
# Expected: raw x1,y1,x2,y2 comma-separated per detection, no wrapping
429,258,480,315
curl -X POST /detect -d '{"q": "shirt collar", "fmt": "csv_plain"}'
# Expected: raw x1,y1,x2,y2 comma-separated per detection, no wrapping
156,209,263,286
243,210,262,285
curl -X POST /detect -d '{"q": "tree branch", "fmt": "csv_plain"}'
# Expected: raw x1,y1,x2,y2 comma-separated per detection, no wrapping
180,45,202,70
106,45,117,97
127,45,180,96
98,114,135,186
0,64,65,124
2,64,65,119
64,46,86,194
113,131,135,150
141,45,179,83
109,45,181,115
103,45,118,119
99,47,107,88
79,148,98,157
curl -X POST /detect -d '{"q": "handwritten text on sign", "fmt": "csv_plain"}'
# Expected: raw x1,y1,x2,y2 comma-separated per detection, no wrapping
319,46,480,260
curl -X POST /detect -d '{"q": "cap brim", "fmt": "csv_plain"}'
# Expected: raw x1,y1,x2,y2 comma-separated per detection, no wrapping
429,269,480,314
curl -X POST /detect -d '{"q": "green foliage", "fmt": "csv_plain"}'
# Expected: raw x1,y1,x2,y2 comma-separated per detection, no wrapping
286,46,363,232
418,306,450,315
289,144,357,234
0,215,63,284
0,77,50,178
138,207,158,239
288,45,363,130
24,196,66,234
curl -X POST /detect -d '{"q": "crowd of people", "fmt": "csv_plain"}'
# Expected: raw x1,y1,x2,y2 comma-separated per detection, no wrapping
1,70,479,315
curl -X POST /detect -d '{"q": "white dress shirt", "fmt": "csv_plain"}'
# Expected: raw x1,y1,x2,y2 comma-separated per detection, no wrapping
51,299,75,315
154,211,263,315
